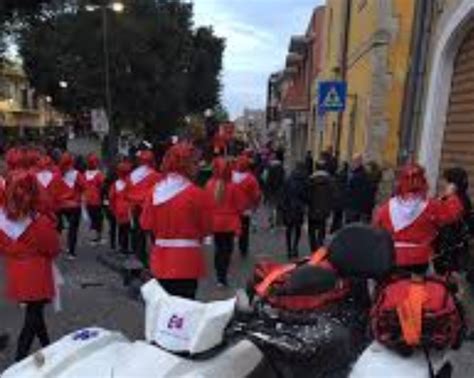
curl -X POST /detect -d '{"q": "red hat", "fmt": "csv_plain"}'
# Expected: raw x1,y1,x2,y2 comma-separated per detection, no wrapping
87,153,100,170
137,150,155,166
58,152,75,173
212,157,232,181
235,155,251,172
395,163,428,198
5,170,39,220
161,142,196,178
116,161,132,178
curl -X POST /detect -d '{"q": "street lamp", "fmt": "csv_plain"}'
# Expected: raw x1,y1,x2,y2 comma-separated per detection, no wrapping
59,81,68,89
85,1,125,157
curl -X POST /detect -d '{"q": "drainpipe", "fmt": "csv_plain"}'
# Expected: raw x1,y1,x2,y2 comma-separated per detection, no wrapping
398,0,435,164
335,0,352,159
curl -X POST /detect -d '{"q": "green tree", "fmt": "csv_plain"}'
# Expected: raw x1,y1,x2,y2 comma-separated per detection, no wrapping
12,0,225,141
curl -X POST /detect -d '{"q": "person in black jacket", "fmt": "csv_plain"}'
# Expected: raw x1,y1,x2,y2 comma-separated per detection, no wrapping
307,161,334,251
345,154,372,224
280,162,308,259
435,167,473,276
331,162,348,233
265,153,286,229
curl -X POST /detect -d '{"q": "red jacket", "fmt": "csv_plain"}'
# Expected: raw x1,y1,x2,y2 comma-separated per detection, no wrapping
0,212,60,302
232,171,261,213
52,169,85,209
374,195,463,267
83,170,105,207
125,165,161,212
109,178,130,224
140,174,212,279
35,169,60,216
205,178,244,234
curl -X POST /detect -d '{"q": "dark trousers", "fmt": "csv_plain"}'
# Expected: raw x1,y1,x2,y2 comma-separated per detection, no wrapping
16,301,50,362
58,208,81,256
214,232,235,285
331,210,344,234
104,208,117,250
308,217,327,252
159,279,198,299
345,210,369,224
131,209,147,267
87,205,103,237
118,222,131,253
285,223,302,258
239,215,250,257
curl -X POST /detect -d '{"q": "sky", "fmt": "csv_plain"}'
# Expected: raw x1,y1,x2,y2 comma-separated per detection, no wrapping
193,0,324,119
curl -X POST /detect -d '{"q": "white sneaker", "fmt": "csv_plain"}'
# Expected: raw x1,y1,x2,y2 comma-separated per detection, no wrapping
66,254,76,261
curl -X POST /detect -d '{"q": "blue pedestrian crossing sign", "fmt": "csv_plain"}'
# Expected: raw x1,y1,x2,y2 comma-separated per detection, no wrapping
318,81,347,114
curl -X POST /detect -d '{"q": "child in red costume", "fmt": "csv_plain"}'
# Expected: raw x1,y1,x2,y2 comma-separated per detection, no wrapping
232,154,261,258
109,161,132,254
0,171,60,361
84,154,105,245
140,143,212,299
126,150,161,266
374,163,463,273
53,152,85,259
206,157,244,286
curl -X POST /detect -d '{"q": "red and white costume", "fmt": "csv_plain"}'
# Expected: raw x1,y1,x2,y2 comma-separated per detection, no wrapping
232,156,261,215
109,162,132,224
206,178,243,235
374,164,462,267
125,151,161,212
53,165,85,210
0,210,60,302
84,170,105,207
140,173,212,279
35,156,59,216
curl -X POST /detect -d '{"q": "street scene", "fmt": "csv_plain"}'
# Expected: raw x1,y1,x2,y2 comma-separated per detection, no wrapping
2,0,474,377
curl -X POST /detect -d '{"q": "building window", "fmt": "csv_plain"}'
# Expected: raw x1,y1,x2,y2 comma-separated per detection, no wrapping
358,0,367,12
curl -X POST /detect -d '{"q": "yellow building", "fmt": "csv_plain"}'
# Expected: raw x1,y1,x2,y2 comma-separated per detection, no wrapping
340,0,416,168
316,0,416,171
0,62,64,139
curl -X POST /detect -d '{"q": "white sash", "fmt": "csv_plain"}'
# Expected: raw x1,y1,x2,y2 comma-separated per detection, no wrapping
85,170,99,181
0,209,32,240
36,170,53,188
389,196,428,232
130,166,151,185
232,171,249,184
153,174,190,205
63,170,78,188
115,179,126,192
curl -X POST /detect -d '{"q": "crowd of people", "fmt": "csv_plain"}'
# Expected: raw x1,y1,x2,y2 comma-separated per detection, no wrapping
256,148,381,259
0,139,472,365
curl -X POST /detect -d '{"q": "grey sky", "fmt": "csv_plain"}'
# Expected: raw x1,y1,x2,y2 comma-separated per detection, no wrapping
193,0,324,119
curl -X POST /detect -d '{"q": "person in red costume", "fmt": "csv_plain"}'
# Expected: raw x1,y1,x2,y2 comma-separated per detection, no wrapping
140,143,212,299
232,154,261,258
35,154,59,219
109,161,132,254
53,152,85,259
374,163,463,274
0,171,60,361
126,150,161,266
83,153,106,245
206,157,244,287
